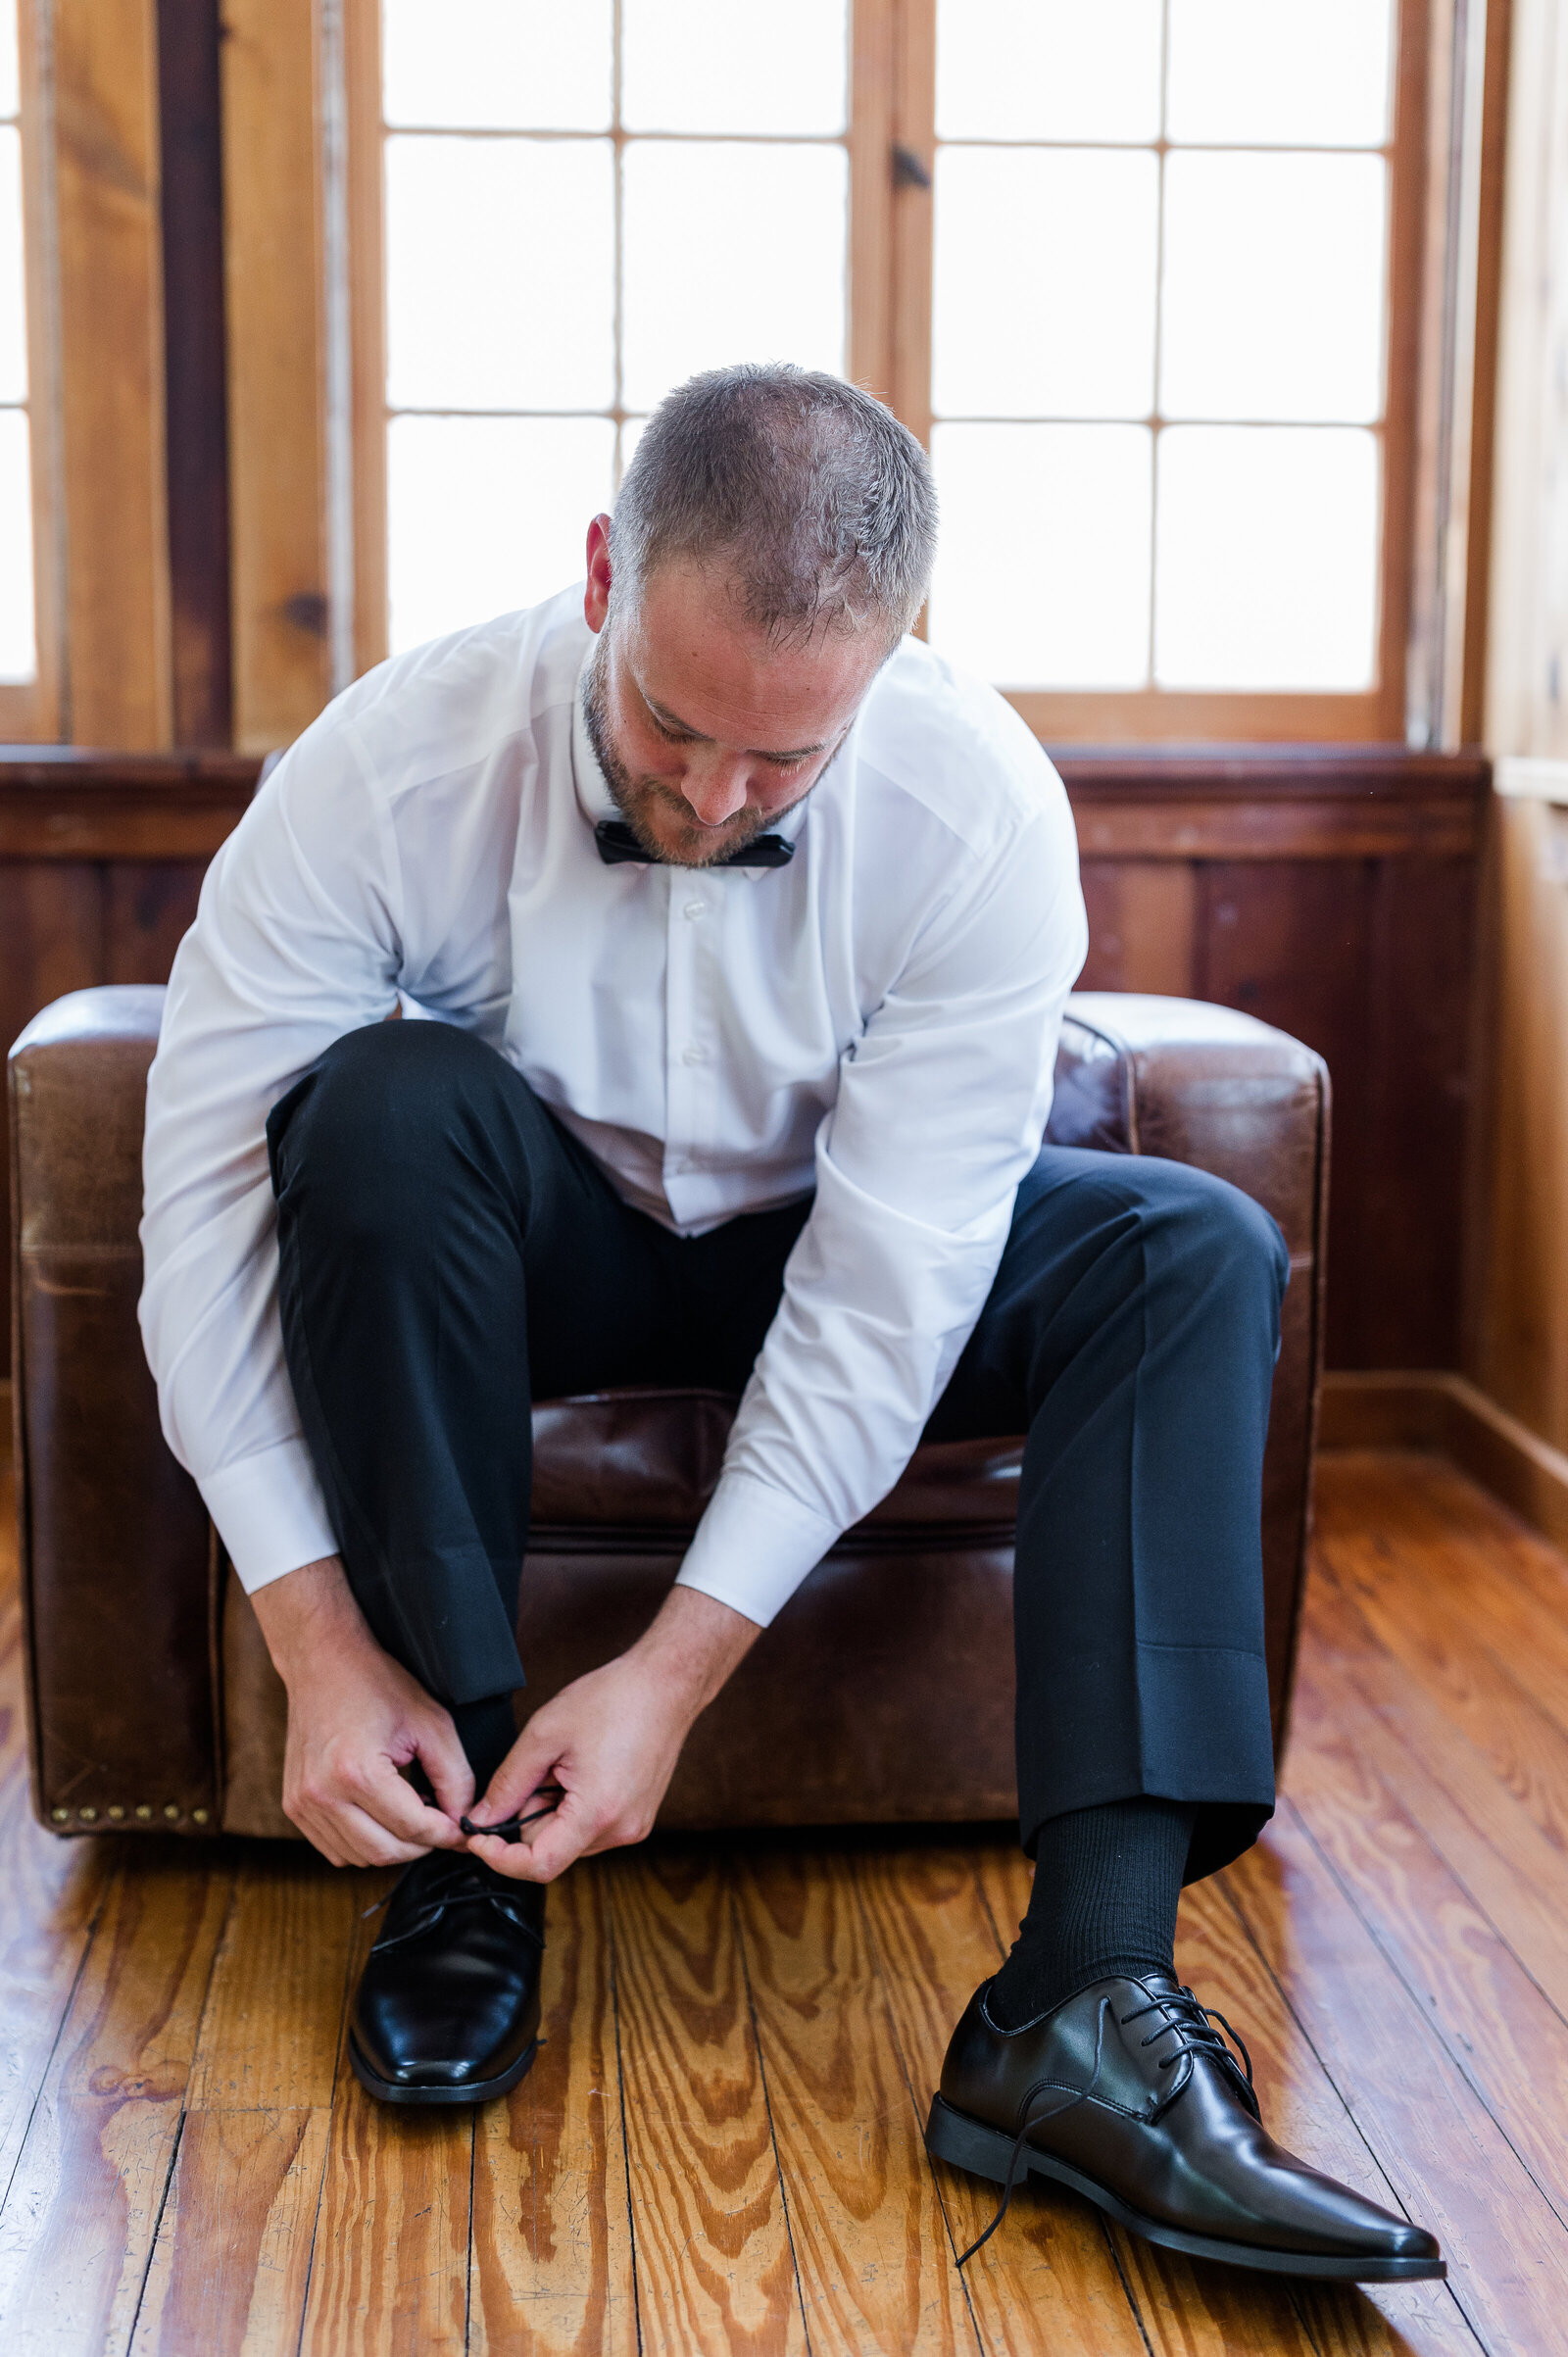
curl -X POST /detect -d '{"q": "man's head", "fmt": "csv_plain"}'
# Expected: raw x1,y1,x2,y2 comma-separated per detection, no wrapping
581,364,937,867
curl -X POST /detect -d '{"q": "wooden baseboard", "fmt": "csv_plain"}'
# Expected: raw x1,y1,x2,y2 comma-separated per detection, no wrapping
1321,1369,1568,1553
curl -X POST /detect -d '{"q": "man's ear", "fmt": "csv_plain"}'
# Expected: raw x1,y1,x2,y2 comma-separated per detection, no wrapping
584,514,613,634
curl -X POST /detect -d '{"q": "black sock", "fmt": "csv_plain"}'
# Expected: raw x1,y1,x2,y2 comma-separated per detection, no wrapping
451,1695,517,1799
986,1796,1197,2033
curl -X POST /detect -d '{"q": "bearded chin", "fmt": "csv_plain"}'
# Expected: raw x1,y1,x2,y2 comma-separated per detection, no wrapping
578,629,781,868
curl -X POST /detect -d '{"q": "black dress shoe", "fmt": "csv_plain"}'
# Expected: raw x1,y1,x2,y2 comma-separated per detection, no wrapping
348,1849,545,2105
926,1973,1444,2282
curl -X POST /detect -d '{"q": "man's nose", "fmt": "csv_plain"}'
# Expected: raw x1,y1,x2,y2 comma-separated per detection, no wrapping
680,757,751,828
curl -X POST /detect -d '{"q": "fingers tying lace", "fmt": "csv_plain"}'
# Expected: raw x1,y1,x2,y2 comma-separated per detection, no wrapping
460,1784,564,1843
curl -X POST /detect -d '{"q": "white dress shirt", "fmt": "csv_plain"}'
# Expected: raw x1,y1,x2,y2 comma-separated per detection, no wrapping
139,587,1087,1627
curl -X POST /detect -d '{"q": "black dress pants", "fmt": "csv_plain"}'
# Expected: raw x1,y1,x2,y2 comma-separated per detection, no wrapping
268,1019,1287,1882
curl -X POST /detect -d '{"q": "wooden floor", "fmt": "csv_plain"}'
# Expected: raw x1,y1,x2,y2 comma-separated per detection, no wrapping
3,1448,1568,2354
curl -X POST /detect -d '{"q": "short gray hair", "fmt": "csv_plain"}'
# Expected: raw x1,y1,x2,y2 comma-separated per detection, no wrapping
610,364,938,647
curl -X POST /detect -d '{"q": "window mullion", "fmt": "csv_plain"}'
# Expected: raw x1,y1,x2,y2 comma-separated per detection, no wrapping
848,0,895,405
889,0,935,453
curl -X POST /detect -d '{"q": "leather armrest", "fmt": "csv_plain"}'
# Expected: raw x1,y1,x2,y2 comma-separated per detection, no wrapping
1051,992,1329,1261
9,985,219,1834
1050,992,1330,1749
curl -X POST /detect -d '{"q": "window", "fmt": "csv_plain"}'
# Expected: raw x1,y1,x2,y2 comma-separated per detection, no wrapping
0,0,35,705
349,0,1422,740
364,0,851,654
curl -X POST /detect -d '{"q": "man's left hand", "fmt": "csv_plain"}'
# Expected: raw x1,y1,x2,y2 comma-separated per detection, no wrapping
465,1585,760,1882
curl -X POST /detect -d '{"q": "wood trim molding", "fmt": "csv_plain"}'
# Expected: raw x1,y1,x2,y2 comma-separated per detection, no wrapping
1012,690,1391,748
343,0,386,681
220,0,333,755
51,0,172,748
1056,745,1489,858
1321,1367,1568,1554
10,0,63,744
0,749,260,856
847,0,896,410
0,743,1489,861
156,0,233,748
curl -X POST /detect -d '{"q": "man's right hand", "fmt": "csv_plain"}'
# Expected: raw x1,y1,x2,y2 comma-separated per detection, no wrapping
251,1554,474,1868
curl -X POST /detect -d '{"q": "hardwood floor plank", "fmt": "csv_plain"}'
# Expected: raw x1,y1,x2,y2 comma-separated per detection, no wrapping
853,1840,1148,2357
0,1444,117,2211
1231,1804,1566,2354
0,1853,232,2356
468,1861,638,2357
129,1850,361,2357
1313,1453,1568,1739
1296,1600,1568,2034
0,1773,113,2208
1181,1877,1479,2357
731,1842,973,2355
606,1847,806,2356
1311,1469,1568,1865
296,1874,471,2357
131,2107,333,2357
1287,1696,1568,2228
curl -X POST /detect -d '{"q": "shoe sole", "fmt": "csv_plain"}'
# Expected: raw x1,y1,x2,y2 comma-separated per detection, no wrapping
924,2095,1446,2282
348,2034,539,2107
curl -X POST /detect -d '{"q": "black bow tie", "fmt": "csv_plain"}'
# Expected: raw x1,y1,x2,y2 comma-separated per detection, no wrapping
594,818,795,869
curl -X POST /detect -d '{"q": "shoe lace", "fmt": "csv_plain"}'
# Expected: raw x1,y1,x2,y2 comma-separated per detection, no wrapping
1118,1981,1255,2113
364,1849,549,1948
360,1786,564,1922
954,1993,1113,2269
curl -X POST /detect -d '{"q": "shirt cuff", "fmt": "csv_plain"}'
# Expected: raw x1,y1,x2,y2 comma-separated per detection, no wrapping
674,1468,842,1627
198,1437,338,1595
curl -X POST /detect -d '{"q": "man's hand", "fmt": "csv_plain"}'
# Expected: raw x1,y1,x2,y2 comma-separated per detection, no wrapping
466,1586,760,1883
252,1554,474,1868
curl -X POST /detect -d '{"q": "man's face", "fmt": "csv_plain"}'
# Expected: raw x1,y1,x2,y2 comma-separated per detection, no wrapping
581,521,889,868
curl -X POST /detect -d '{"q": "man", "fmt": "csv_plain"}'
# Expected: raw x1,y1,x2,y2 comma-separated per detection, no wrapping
140,365,1440,2283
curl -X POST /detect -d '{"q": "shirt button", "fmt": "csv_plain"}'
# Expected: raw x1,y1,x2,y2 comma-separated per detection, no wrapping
682,1046,708,1065
684,900,708,920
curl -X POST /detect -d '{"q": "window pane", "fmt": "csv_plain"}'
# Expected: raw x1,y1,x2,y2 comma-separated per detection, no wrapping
388,415,614,652
936,0,1161,142
1167,0,1395,148
622,0,847,135
385,136,613,411
1154,425,1378,688
0,407,34,680
382,0,612,131
621,142,846,412
0,123,23,403
928,422,1152,686
0,0,18,122
933,148,1156,418
1160,153,1386,422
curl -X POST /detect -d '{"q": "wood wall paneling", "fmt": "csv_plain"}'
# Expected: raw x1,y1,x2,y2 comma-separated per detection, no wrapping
0,753,257,1385
1466,0,1568,1460
0,748,1487,1388
344,0,387,680
51,0,172,749
1061,751,1488,1372
156,0,233,748
220,0,334,755
1469,797,1568,1449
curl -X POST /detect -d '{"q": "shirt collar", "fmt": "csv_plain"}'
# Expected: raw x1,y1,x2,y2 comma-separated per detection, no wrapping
569,642,818,882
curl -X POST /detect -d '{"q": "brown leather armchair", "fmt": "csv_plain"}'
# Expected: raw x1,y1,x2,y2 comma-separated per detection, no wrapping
9,987,1327,1840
